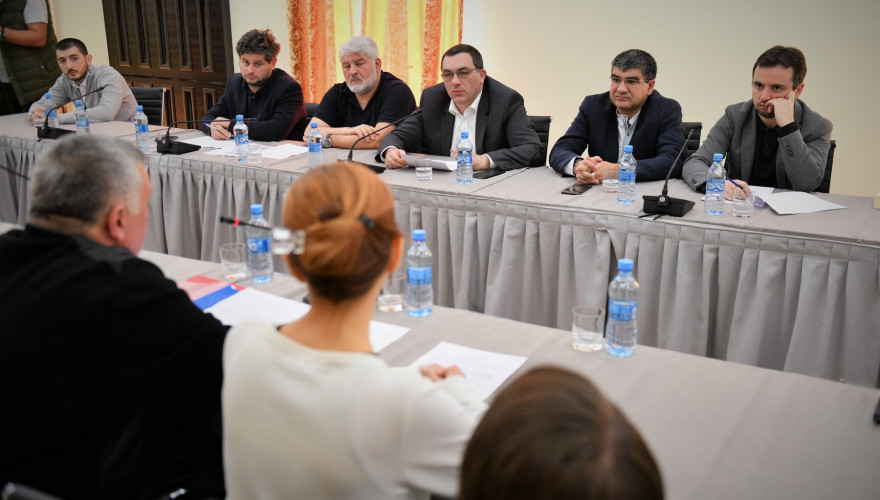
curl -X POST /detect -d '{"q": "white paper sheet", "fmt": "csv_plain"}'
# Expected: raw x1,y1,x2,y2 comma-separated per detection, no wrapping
261,143,309,159
402,153,457,171
407,341,527,400
761,191,847,215
181,135,236,149
205,287,409,352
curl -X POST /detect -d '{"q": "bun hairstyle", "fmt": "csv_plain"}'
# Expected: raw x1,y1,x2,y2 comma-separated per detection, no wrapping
283,162,401,302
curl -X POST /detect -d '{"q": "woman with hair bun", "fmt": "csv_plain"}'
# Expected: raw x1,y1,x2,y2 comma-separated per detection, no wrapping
221,161,486,499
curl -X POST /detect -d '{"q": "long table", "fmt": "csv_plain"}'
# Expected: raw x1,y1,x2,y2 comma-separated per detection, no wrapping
2,115,879,387
145,249,880,500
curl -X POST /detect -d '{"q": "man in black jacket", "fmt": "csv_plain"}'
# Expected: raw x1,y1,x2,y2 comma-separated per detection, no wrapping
202,28,306,141
0,135,229,499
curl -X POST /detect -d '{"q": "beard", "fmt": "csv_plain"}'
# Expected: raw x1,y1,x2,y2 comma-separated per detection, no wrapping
755,102,775,119
346,72,378,95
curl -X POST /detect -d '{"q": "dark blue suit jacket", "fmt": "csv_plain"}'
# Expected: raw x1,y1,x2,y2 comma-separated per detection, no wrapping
549,91,685,181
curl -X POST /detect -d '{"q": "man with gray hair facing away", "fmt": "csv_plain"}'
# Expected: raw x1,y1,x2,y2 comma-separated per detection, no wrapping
550,49,685,183
309,35,416,149
0,135,228,499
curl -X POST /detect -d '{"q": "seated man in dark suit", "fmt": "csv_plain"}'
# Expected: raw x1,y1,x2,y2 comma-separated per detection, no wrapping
202,28,306,141
549,49,685,184
682,46,832,198
0,135,228,499
308,35,416,149
379,44,544,171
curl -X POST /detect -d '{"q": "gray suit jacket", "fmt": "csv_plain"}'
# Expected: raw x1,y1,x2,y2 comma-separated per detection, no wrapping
378,76,544,170
682,100,832,192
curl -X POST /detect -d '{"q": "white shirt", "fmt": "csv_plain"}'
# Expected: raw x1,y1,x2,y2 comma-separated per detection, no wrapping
562,109,641,176
222,321,487,500
448,91,495,167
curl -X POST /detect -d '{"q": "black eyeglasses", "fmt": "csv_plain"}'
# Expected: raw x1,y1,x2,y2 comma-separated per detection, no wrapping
442,68,478,82
610,76,646,87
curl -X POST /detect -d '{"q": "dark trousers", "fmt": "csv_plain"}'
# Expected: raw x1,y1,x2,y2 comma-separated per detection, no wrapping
0,82,23,115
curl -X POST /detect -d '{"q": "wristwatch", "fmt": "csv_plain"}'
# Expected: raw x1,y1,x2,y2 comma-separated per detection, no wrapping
322,134,332,148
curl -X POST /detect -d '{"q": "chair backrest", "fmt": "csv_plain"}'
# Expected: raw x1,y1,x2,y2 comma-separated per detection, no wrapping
816,139,836,193
527,115,551,166
293,102,320,140
129,86,166,126
682,122,702,152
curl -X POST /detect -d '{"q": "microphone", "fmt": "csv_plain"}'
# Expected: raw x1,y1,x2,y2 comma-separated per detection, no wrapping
157,117,255,155
37,86,106,140
642,129,695,217
345,108,422,174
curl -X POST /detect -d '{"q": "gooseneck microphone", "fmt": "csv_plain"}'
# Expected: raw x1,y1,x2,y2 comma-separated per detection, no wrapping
642,129,695,217
157,117,255,155
37,86,105,139
345,108,422,174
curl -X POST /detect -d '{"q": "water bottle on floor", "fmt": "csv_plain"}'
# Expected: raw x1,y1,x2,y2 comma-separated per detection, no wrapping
134,105,150,151
705,153,726,216
617,145,636,205
74,100,89,134
233,115,249,164
606,258,639,357
406,229,433,317
456,131,473,184
246,204,273,283
308,122,323,169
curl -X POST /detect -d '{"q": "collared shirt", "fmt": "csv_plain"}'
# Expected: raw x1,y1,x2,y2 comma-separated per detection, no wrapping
563,109,641,176
448,91,495,166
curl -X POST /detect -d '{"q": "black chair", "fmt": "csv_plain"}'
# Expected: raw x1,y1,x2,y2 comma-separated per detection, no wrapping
527,115,551,166
816,139,836,193
682,122,702,152
305,102,318,121
1,483,64,500
129,86,166,126
294,102,320,140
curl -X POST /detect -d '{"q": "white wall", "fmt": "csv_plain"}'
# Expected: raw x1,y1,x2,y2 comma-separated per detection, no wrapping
49,0,880,196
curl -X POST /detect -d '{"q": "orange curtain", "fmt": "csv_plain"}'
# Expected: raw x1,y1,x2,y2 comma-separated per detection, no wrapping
288,0,462,104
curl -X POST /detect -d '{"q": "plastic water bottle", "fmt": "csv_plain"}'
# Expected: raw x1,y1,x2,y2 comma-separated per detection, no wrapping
74,100,89,134
705,153,726,216
134,105,150,151
606,258,639,357
308,122,323,169
617,145,636,205
456,131,473,184
246,204,273,283
47,106,58,128
33,93,52,128
405,229,433,317
233,114,249,164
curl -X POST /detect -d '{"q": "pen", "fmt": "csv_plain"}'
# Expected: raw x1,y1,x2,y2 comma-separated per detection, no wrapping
726,177,745,191
203,122,230,138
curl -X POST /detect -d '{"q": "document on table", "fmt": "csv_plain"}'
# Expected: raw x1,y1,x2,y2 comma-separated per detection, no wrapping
402,153,457,171
761,191,846,215
407,341,528,400
261,143,309,159
181,135,235,149
202,286,409,352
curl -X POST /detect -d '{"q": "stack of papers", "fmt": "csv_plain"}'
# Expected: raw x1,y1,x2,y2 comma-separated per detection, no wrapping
180,135,309,159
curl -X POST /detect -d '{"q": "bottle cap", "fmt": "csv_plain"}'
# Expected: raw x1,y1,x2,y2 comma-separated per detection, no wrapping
250,204,263,215
618,258,634,272
311,122,317,128
623,145,633,153
75,100,83,106
713,153,724,162
44,92,51,98
461,131,469,138
236,114,244,120
136,105,144,111
413,229,426,242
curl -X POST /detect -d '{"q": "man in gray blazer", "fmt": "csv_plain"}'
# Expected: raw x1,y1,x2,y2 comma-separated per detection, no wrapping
682,46,832,197
378,44,544,171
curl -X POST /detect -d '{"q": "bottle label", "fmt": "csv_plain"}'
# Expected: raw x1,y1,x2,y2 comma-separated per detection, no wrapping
76,117,89,129
407,266,432,285
619,170,635,183
247,236,271,253
135,123,148,134
457,151,471,165
608,299,637,321
706,178,725,195
309,141,322,153
235,134,248,147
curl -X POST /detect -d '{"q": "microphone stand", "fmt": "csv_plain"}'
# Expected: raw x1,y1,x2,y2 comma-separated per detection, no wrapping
37,86,106,140
157,117,255,155
642,129,695,217
344,109,423,174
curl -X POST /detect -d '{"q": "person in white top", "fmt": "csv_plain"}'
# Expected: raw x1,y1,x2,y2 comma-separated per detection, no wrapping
222,161,487,499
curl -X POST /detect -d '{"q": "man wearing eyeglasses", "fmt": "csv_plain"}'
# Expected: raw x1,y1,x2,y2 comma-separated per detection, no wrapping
682,46,832,197
549,49,685,183
379,44,544,171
